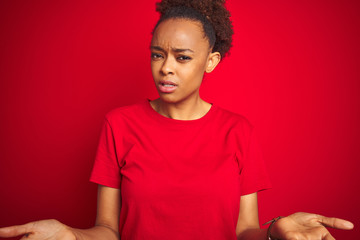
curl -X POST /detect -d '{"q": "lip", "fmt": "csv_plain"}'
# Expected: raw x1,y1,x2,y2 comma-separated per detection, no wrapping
160,80,178,86
158,80,178,93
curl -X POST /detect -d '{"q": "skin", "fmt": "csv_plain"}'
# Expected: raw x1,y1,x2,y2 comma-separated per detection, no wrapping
0,18,354,240
149,18,220,120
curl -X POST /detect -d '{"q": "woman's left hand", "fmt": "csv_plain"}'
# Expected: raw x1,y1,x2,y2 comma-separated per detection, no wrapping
270,212,354,240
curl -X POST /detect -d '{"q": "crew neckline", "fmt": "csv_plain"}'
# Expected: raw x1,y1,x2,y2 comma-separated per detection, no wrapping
143,99,216,125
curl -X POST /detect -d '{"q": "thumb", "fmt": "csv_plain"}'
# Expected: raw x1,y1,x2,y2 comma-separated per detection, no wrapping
316,214,354,230
0,222,35,238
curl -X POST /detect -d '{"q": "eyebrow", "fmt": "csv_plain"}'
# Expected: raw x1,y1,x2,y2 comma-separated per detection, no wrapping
150,46,194,53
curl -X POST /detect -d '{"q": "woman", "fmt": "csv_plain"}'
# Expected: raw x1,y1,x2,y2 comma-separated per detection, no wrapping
0,0,354,239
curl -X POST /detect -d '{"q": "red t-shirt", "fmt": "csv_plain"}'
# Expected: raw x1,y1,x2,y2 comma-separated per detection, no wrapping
90,99,271,240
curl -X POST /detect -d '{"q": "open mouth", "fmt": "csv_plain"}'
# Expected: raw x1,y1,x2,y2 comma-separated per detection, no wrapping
159,81,177,93
161,82,176,87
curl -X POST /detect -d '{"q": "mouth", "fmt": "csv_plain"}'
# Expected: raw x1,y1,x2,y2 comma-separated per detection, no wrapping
158,80,178,93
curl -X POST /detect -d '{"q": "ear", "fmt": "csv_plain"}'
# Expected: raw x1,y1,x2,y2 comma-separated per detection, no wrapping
205,51,221,73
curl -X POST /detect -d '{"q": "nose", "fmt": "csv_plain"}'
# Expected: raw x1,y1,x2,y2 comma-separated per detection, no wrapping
160,56,175,75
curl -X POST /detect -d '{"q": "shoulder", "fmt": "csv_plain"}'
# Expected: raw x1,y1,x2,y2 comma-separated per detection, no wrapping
214,104,254,131
103,100,147,125
213,105,259,150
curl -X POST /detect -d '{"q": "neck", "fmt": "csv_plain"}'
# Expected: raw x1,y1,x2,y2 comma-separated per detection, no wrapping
150,96,212,121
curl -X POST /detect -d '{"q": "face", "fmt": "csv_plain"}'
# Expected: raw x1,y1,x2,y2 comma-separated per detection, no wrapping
150,18,220,104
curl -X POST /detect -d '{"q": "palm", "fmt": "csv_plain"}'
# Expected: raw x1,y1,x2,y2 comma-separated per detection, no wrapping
0,219,75,240
272,212,353,240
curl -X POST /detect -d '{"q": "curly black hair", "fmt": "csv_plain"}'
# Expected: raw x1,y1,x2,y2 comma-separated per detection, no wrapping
152,0,234,60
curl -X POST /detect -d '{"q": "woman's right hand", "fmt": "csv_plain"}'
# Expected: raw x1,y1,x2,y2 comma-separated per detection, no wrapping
0,219,76,240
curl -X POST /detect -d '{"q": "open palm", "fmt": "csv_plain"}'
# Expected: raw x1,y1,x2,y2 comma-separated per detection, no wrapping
272,212,354,240
0,219,75,240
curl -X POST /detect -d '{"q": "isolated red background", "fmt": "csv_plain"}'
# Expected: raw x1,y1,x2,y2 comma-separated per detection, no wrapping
0,0,359,238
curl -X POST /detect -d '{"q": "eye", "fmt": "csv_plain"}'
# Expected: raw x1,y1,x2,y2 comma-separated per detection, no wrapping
151,53,163,60
177,55,192,61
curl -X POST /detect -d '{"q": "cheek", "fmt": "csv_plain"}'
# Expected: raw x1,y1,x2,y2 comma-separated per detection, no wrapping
181,67,205,88
187,60,207,80
150,61,159,76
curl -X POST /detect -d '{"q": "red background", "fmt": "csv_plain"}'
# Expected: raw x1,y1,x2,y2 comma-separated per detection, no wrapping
0,0,359,238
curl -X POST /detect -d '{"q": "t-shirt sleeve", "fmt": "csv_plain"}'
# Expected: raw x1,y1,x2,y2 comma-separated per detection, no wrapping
90,117,123,189
238,126,272,196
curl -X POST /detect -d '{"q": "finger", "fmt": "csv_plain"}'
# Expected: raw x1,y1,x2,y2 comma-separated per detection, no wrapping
316,214,354,230
0,223,34,238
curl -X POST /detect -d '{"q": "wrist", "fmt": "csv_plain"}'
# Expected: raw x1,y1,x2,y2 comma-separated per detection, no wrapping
264,216,284,240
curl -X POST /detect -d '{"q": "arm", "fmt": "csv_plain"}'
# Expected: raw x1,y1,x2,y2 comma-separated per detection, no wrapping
0,185,121,240
236,192,267,240
72,185,121,240
236,193,354,240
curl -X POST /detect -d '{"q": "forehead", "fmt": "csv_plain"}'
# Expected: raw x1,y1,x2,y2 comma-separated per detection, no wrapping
151,19,210,51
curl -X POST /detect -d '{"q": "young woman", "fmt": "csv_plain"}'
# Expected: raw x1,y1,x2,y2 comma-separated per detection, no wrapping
0,0,354,239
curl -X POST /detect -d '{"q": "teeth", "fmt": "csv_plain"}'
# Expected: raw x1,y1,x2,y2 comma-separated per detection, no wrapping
163,84,175,87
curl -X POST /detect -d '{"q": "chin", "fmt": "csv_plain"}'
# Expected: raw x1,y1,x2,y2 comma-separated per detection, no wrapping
158,93,183,104
159,94,177,103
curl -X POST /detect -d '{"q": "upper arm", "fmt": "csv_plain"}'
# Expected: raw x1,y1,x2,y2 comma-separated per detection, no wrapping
236,192,260,237
95,185,121,234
